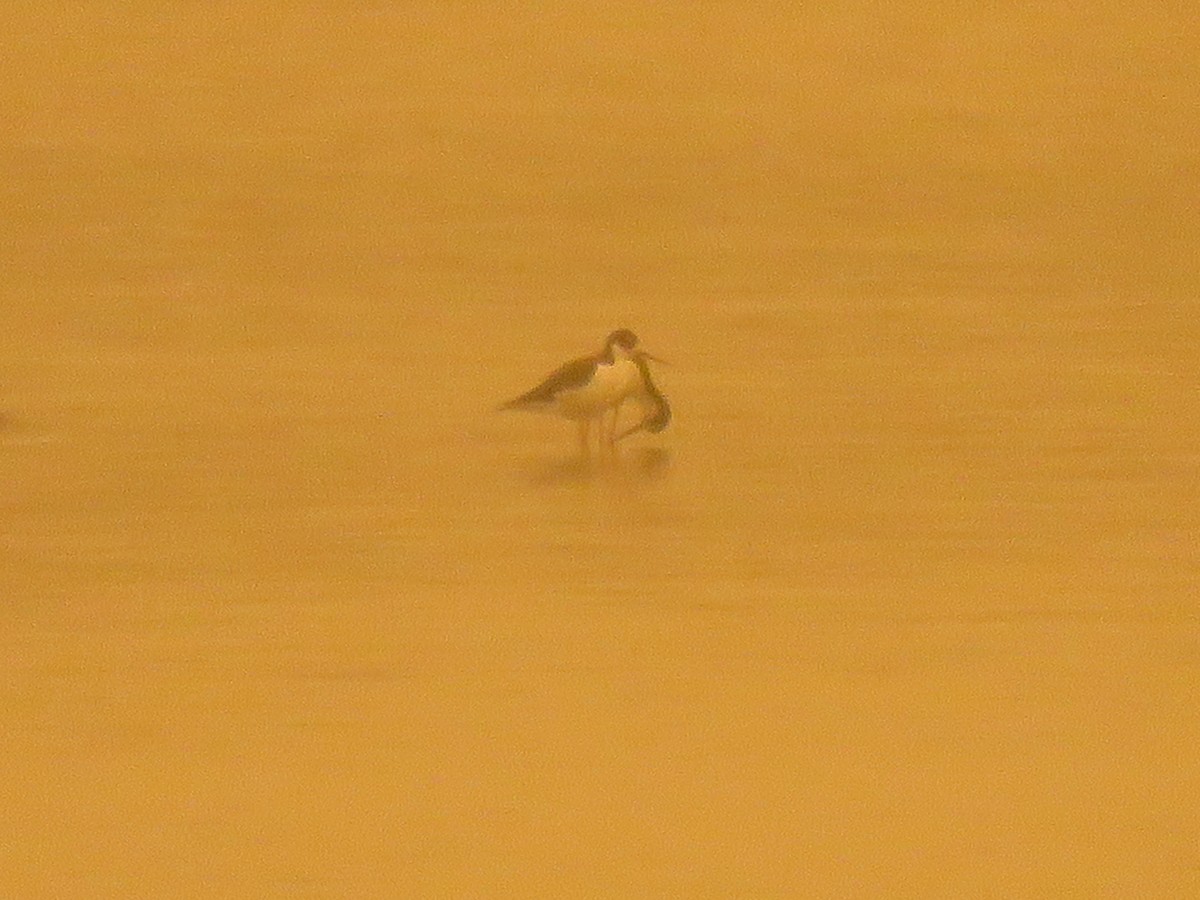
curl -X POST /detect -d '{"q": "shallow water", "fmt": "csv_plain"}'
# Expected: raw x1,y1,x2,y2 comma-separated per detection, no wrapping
2,4,1198,896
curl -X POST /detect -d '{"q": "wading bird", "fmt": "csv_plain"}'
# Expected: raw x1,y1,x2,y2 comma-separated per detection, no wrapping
616,351,671,441
500,329,667,455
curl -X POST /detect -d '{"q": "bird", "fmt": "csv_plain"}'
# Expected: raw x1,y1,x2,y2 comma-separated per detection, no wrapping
617,351,671,441
499,329,666,454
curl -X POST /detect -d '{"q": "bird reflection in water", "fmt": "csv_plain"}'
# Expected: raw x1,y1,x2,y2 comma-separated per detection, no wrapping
518,445,672,486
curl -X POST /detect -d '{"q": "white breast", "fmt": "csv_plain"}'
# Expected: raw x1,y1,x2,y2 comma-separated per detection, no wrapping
556,358,640,418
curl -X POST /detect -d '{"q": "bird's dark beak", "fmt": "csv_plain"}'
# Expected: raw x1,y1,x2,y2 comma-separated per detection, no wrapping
638,350,669,366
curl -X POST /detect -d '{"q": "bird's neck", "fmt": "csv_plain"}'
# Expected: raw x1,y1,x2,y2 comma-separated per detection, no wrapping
603,343,633,365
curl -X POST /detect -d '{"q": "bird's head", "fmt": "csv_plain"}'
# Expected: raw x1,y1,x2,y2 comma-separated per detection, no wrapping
605,328,639,355
605,329,668,366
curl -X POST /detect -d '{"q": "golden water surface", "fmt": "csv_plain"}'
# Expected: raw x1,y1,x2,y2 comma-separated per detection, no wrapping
2,4,1197,896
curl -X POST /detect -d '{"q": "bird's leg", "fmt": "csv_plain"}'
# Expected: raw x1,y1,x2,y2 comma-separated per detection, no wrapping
577,419,591,458
606,403,623,451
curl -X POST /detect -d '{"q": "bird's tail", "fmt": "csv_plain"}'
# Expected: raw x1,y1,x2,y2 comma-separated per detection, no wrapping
497,397,529,412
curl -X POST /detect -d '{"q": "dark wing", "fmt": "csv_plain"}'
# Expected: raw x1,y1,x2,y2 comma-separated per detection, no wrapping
499,356,596,409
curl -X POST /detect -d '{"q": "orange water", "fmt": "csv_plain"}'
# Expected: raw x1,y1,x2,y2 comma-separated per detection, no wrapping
2,5,1197,895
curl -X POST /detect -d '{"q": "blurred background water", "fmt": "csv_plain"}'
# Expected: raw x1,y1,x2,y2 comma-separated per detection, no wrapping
2,4,1197,895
